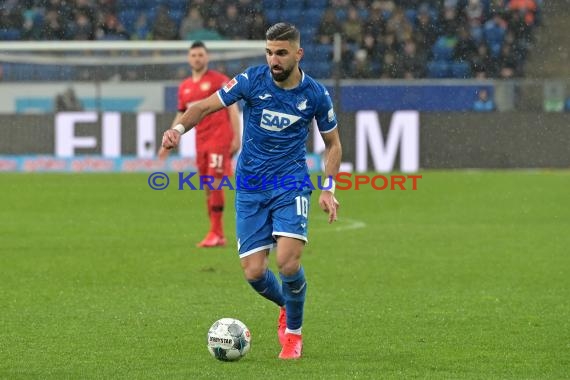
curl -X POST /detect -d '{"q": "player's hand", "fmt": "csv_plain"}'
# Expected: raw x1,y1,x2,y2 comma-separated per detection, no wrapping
162,129,182,150
318,191,340,224
157,146,171,161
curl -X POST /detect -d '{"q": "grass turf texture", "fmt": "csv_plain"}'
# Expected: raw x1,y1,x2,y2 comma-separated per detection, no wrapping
0,171,568,379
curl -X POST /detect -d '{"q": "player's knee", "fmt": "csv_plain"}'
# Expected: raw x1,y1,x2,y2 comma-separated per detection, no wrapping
276,253,301,276
241,259,266,281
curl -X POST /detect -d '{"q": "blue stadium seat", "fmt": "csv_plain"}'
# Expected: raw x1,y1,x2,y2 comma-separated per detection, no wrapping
298,24,317,41
302,9,322,26
117,0,145,11
265,9,280,24
314,43,333,58
427,61,451,78
280,8,304,22
0,28,22,40
405,9,417,25
170,9,185,26
36,65,76,81
118,9,139,33
305,61,331,79
450,62,471,78
263,0,282,10
483,24,506,57
161,0,187,11
306,0,328,8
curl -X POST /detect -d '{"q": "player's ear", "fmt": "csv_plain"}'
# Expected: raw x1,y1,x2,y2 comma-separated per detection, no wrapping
297,47,304,62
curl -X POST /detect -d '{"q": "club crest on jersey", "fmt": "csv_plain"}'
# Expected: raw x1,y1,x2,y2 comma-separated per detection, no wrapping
200,82,211,91
296,98,308,111
260,109,301,131
223,78,237,93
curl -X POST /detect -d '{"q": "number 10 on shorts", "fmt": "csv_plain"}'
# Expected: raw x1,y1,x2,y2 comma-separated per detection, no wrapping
295,196,309,218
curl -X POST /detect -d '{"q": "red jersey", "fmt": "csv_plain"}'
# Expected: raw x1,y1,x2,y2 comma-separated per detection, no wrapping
177,70,234,149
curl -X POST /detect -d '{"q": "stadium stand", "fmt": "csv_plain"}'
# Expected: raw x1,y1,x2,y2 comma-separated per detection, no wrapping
0,0,543,81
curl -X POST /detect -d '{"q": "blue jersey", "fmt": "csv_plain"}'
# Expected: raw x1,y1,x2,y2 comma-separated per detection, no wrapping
217,65,337,191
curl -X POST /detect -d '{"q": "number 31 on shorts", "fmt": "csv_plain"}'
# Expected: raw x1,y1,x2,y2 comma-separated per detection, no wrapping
208,153,223,169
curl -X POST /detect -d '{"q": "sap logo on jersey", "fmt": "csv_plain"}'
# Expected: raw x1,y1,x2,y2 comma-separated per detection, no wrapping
260,109,301,131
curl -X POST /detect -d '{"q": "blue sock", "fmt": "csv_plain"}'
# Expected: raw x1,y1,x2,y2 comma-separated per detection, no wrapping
280,266,307,331
248,269,285,307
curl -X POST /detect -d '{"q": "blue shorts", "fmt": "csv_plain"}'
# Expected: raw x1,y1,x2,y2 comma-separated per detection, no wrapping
235,188,311,257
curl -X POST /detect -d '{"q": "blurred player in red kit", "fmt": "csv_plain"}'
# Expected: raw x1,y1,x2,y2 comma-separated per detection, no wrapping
159,41,241,248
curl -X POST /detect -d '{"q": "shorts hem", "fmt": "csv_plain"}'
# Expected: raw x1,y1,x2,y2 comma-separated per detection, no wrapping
238,243,275,258
272,231,308,243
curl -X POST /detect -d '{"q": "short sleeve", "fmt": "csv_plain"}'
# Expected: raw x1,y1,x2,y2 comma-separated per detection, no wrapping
217,71,251,107
314,86,337,133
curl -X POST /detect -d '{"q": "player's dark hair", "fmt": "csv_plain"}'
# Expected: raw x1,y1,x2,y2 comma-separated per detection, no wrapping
265,23,300,43
190,41,207,51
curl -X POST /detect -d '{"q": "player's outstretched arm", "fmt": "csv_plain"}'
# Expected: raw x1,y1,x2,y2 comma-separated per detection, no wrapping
318,128,342,224
228,103,242,156
162,92,225,150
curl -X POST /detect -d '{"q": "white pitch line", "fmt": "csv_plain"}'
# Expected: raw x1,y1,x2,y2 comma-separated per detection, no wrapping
311,217,367,232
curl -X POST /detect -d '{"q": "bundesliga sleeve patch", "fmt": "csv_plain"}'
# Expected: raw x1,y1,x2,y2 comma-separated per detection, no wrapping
223,78,238,93
328,108,335,122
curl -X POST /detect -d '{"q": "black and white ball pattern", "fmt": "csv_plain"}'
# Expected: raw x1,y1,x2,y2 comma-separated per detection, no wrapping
207,318,251,361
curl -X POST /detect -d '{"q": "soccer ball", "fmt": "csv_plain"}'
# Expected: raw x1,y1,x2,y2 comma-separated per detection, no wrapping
207,318,251,361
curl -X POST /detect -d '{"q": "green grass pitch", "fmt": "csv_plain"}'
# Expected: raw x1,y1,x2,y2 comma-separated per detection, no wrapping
1,171,568,379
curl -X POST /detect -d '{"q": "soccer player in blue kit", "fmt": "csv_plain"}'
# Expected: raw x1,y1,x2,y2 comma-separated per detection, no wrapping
162,22,342,359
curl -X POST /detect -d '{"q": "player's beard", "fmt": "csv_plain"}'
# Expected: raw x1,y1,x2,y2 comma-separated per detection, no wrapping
270,64,293,82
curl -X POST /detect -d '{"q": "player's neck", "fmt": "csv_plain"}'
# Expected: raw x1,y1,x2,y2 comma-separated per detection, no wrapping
274,67,302,90
192,68,207,80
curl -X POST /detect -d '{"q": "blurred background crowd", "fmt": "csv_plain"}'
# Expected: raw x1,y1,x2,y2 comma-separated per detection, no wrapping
0,0,543,80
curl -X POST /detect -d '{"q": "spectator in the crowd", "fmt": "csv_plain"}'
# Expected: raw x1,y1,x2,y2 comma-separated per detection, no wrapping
96,13,129,40
473,88,495,111
454,26,478,63
152,5,179,40
439,2,460,37
483,11,508,57
179,7,204,40
339,40,356,78
397,39,426,79
132,13,151,40
362,1,386,37
360,33,382,67
508,0,537,26
342,7,363,44
471,42,498,78
463,0,484,41
507,8,532,45
55,87,83,112
413,4,439,57
238,0,264,39
380,51,399,78
42,9,67,40
247,13,268,40
351,49,374,78
385,6,414,42
185,17,224,41
379,32,402,57
316,9,342,45
21,4,43,40
217,4,247,39
497,43,519,78
71,12,95,40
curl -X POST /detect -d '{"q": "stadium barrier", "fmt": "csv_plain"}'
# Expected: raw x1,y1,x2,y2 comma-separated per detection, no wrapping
1,110,568,172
